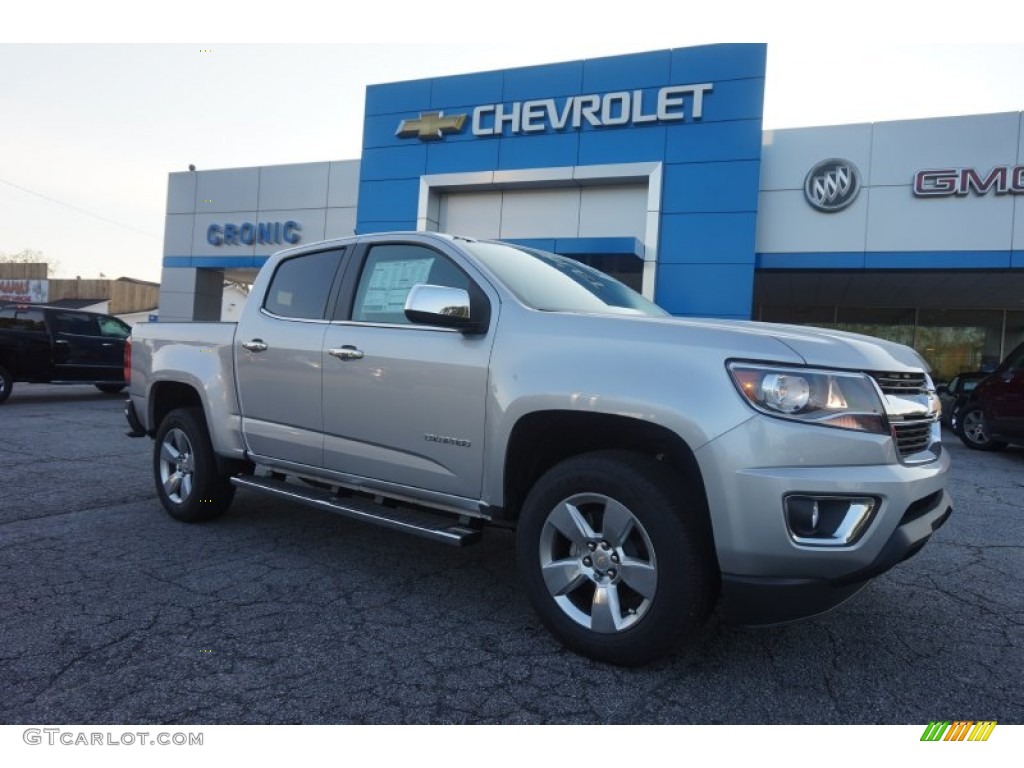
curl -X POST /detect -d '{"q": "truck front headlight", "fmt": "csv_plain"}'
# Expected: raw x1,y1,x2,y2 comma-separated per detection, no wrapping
728,363,887,434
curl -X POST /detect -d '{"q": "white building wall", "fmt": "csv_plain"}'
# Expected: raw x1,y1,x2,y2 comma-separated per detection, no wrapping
160,159,360,320
756,112,1024,257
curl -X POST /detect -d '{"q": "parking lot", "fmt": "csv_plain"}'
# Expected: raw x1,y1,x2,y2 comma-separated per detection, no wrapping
0,384,1021,725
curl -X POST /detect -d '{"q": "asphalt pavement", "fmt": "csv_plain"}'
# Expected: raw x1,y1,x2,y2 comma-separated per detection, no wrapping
0,384,1021,724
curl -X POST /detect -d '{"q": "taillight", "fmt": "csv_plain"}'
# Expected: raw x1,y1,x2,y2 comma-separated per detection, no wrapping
124,338,131,385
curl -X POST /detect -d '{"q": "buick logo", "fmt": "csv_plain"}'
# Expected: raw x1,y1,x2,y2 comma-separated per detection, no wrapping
804,159,861,212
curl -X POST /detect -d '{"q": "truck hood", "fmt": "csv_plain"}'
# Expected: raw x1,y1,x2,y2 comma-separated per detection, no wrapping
620,315,930,373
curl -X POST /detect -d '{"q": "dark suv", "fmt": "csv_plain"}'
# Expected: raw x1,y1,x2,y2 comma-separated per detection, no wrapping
0,304,130,404
957,341,1024,450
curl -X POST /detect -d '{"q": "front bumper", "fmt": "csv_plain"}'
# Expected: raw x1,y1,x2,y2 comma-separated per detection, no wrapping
696,414,953,625
720,488,952,624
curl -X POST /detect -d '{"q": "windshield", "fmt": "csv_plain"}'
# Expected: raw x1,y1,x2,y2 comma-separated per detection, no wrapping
463,240,667,317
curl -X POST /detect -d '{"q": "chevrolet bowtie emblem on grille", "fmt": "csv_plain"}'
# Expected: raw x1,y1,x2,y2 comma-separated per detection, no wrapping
395,111,468,141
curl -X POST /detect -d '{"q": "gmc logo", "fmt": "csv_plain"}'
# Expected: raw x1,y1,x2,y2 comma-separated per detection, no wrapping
913,166,1024,197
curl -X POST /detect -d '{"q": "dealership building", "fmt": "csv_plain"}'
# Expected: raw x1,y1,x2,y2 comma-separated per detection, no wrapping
159,43,1024,381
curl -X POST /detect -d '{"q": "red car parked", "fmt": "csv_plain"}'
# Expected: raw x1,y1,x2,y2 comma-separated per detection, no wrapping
957,342,1024,450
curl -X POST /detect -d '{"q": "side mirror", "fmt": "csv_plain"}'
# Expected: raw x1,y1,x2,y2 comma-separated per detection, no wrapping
405,284,479,331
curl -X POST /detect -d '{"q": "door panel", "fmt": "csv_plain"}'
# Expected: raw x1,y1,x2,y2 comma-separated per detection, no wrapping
321,242,494,499
988,344,1024,437
235,248,346,467
50,311,109,380
321,324,492,497
0,308,50,379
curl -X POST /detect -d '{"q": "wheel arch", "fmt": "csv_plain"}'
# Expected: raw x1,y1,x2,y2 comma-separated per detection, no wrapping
149,380,203,435
501,410,712,530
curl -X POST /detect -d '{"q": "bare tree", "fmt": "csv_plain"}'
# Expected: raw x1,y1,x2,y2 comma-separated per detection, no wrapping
0,249,61,274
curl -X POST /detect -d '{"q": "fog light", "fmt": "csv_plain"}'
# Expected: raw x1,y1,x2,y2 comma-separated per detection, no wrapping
786,497,820,537
784,495,878,547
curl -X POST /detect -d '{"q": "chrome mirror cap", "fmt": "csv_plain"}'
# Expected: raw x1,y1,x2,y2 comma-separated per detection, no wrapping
405,284,472,328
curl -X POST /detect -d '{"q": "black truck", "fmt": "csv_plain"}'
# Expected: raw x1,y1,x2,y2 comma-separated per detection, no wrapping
0,304,131,404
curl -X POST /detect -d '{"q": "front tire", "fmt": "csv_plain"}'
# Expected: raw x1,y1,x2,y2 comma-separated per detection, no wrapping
153,407,235,521
957,404,1006,451
0,365,12,404
517,451,717,666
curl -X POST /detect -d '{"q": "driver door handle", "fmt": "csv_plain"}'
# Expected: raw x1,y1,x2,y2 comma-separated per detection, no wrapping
329,345,364,361
241,339,268,353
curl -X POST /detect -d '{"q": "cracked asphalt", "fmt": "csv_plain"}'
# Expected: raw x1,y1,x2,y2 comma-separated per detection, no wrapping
0,384,1021,724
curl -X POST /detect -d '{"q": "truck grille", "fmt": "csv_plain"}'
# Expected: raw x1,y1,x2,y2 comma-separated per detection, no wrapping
871,371,928,395
891,418,934,457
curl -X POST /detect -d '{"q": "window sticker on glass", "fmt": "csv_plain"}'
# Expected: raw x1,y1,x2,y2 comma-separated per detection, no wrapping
276,291,293,307
362,259,433,313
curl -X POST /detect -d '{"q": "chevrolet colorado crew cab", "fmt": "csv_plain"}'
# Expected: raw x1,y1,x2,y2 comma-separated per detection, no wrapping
125,232,951,665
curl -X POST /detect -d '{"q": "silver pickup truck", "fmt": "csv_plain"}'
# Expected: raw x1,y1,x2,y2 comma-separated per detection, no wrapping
125,231,951,665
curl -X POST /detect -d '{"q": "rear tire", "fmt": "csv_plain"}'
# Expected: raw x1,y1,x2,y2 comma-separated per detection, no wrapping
957,404,1006,451
0,365,12,404
517,450,717,666
153,407,235,521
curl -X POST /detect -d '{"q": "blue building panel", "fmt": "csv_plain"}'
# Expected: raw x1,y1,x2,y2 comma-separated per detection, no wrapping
365,79,433,117
669,44,767,84
664,119,763,163
655,263,755,318
503,61,584,102
360,145,427,182
661,161,761,214
363,114,417,150
577,125,666,165
698,78,766,123
430,71,504,110
498,132,580,170
501,238,557,252
356,179,421,223
659,213,758,264
553,237,645,257
163,256,261,269
757,252,868,270
864,250,1013,270
357,45,767,319
426,139,500,174
192,256,259,269
582,50,672,92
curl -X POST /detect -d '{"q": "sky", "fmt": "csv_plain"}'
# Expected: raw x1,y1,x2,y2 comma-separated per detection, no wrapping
2,5,1023,284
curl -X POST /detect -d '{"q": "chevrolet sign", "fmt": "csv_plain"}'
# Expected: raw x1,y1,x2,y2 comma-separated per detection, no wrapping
395,83,713,141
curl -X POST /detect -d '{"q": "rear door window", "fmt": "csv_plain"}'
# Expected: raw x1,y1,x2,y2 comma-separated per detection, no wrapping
263,249,346,320
54,312,101,336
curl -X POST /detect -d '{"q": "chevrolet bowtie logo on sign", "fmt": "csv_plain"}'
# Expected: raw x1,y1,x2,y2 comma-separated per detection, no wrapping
395,111,468,141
